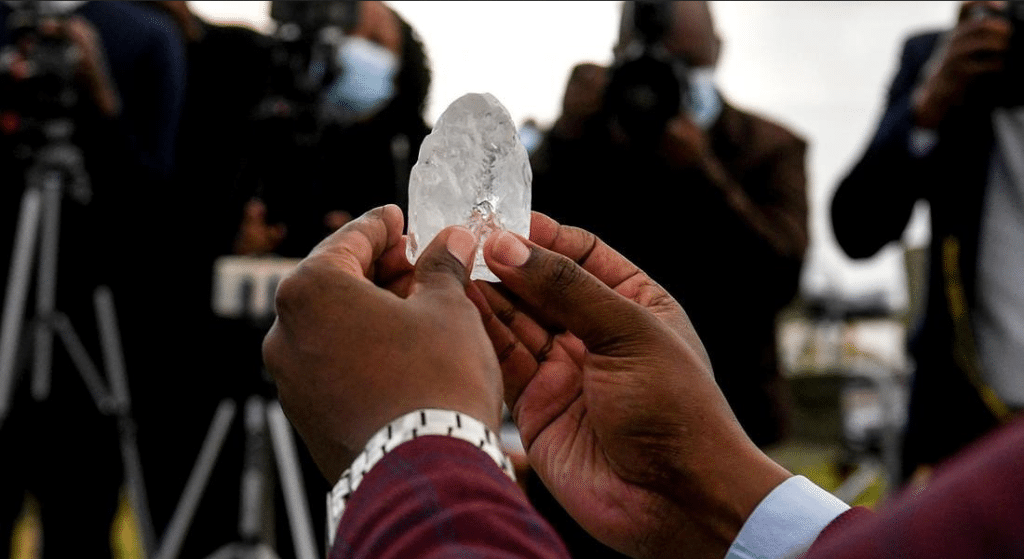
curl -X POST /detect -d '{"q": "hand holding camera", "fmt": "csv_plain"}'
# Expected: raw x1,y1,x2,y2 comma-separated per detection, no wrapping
913,0,1017,128
55,15,120,117
1,2,120,142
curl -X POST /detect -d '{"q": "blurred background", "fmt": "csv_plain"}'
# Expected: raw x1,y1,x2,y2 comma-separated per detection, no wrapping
3,1,973,557
176,0,961,533
190,0,958,310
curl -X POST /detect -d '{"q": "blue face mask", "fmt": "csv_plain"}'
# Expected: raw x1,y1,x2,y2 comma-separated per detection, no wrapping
686,66,722,130
326,37,399,121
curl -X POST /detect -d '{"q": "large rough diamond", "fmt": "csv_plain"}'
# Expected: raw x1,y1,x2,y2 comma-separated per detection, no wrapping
407,92,532,282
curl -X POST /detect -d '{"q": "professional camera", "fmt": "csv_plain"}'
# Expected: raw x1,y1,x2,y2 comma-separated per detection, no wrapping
0,0,80,147
258,0,361,136
603,1,689,146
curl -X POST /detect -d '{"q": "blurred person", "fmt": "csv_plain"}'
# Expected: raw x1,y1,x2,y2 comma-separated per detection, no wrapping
126,2,432,556
263,204,1024,559
532,1,807,449
529,2,807,553
241,0,433,258
129,1,287,557
831,0,1024,484
0,1,185,557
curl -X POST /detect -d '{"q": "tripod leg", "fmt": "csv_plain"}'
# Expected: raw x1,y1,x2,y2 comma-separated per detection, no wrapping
51,313,111,411
240,396,272,545
155,400,237,559
31,173,64,402
0,188,43,425
267,401,318,559
94,286,157,556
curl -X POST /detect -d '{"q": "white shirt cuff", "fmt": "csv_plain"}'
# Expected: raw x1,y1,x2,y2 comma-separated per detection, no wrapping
725,475,849,559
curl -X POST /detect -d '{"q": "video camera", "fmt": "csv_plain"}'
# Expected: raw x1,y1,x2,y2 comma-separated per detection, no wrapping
603,1,689,147
0,0,80,146
258,0,361,135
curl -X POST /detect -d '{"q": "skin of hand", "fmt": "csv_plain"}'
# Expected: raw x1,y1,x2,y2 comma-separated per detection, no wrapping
552,63,609,139
262,205,504,483
913,0,1011,128
36,16,122,117
233,198,287,255
660,114,715,171
476,213,791,559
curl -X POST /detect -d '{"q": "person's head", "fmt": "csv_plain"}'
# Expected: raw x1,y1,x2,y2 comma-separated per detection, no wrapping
327,1,431,128
608,1,723,132
615,1,721,69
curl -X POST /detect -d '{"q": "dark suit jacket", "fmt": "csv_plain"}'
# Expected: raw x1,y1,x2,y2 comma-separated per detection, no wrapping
831,31,1017,476
333,418,1024,558
531,99,808,448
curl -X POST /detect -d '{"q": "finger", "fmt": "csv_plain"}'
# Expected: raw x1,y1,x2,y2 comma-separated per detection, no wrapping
38,18,62,37
375,235,413,286
310,204,404,280
474,283,541,405
478,281,556,360
244,198,268,220
409,225,477,298
528,211,646,292
959,1,1003,23
484,230,655,356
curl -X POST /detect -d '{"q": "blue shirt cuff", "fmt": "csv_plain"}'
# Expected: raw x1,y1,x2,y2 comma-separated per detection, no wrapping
908,126,938,157
725,475,849,559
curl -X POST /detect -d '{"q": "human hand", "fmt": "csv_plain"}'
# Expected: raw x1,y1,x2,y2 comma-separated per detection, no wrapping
25,16,122,117
262,205,504,483
553,63,608,139
660,114,715,171
476,213,790,559
324,210,354,232
233,199,287,255
914,1,1010,128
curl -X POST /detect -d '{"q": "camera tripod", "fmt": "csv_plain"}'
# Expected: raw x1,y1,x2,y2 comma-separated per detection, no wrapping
154,262,317,559
153,394,318,559
0,123,157,554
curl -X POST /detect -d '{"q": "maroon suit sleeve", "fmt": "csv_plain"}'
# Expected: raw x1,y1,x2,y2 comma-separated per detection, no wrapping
803,417,1024,558
330,436,571,559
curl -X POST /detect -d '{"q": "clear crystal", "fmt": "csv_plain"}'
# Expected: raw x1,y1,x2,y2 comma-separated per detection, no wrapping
407,93,532,282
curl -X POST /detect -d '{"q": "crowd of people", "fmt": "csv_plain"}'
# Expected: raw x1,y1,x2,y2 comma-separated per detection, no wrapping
1,1,1022,558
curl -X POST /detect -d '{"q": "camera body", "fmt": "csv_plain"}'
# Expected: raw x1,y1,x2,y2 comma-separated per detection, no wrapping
603,1,689,147
259,1,360,132
0,1,79,143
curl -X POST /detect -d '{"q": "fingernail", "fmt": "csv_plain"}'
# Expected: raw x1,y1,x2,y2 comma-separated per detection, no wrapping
447,227,477,268
492,231,530,267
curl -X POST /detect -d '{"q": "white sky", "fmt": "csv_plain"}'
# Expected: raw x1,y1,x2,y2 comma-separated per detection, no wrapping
188,1,961,308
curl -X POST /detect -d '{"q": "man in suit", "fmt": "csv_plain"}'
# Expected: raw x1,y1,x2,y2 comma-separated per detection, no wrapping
832,0,1024,481
532,0,808,451
531,4,807,552
263,205,1024,558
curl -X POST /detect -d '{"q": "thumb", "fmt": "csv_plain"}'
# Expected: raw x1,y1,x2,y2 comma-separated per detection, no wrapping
484,230,655,354
411,226,478,297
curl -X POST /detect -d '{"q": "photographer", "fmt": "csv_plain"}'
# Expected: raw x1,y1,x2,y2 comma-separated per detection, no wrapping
0,1,184,556
832,0,1024,485
529,5,807,553
533,0,807,454
241,0,433,258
